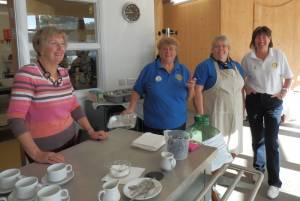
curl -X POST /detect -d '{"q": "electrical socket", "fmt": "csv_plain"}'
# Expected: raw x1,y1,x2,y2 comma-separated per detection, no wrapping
127,78,136,86
118,79,126,86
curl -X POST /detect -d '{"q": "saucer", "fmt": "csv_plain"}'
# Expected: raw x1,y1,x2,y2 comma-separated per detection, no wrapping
34,196,70,201
41,171,74,186
0,186,14,195
8,185,41,201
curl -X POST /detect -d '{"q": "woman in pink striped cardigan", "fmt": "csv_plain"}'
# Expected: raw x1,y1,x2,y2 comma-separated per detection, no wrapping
7,26,109,164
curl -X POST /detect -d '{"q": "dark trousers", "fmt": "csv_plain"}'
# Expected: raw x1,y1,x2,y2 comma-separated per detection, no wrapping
143,123,186,135
245,93,282,187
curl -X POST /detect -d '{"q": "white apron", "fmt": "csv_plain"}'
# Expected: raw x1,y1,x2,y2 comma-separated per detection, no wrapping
203,61,244,153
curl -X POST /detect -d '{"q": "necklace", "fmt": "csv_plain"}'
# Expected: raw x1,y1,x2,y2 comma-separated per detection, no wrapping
38,60,63,87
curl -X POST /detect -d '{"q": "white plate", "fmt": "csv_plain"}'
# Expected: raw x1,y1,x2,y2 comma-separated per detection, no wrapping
123,178,162,200
41,171,74,186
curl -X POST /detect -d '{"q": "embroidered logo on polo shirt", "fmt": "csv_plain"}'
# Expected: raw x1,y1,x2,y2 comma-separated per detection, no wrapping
175,74,183,81
155,75,162,82
272,61,278,69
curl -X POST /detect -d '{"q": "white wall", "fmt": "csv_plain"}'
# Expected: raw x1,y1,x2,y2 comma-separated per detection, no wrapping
100,0,155,91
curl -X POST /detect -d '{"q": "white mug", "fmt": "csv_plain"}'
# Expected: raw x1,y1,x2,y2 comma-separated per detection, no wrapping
47,163,72,182
0,197,7,201
98,180,120,201
160,151,176,171
0,169,21,190
37,185,69,201
15,176,39,200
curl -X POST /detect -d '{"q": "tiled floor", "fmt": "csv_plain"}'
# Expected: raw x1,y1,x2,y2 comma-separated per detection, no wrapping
216,122,300,201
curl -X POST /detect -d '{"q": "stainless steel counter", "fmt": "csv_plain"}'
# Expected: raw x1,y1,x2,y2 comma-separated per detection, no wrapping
20,129,217,201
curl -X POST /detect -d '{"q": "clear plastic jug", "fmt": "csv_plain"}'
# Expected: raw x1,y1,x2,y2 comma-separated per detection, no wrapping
164,130,189,160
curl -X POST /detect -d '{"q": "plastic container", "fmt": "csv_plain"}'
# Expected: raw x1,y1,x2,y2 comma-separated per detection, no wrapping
107,113,137,129
109,160,131,178
164,130,189,160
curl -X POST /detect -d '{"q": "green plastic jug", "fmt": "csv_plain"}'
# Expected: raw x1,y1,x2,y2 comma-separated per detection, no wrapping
187,115,220,143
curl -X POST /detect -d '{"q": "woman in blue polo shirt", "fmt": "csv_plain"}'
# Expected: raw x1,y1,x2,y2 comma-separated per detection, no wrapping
193,35,245,154
123,37,195,135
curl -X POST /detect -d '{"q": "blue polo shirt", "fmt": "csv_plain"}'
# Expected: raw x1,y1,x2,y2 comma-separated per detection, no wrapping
134,59,190,129
194,58,245,90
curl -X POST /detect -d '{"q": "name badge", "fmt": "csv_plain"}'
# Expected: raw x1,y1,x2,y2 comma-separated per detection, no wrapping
175,74,183,81
272,61,278,69
155,75,162,82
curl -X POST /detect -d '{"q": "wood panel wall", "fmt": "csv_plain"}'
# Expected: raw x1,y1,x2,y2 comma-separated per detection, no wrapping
163,0,300,89
154,0,164,54
220,0,253,62
163,0,220,72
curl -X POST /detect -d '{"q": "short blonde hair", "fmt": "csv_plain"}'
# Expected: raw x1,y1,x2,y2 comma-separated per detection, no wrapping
211,35,230,50
157,37,179,50
32,26,68,56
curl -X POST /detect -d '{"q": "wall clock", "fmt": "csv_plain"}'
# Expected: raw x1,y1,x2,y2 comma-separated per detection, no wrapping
122,2,140,23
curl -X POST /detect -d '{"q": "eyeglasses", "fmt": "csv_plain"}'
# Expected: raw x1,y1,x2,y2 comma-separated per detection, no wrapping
213,44,229,49
48,41,66,48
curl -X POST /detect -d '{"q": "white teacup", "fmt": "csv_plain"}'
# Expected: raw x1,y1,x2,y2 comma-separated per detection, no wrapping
0,169,21,190
15,176,39,200
47,163,72,182
37,185,69,201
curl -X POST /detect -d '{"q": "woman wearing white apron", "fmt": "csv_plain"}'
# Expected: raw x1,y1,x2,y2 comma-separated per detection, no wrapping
194,35,245,154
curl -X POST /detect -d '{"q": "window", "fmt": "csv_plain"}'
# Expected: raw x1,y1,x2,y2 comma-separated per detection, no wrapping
14,0,101,90
26,0,96,43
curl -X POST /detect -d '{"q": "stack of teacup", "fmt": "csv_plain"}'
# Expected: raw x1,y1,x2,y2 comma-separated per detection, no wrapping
45,163,73,184
0,168,22,201
0,162,72,201
0,168,21,192
36,185,69,201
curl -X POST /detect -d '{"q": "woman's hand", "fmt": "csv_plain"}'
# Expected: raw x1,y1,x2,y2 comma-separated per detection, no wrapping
187,77,196,90
121,108,134,115
244,86,256,95
89,130,109,141
271,92,286,100
34,151,65,164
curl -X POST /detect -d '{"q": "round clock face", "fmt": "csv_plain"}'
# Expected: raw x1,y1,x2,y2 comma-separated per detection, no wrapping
122,3,140,23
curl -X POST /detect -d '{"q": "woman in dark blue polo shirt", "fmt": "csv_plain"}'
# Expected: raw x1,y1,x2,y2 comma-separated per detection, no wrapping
123,37,195,135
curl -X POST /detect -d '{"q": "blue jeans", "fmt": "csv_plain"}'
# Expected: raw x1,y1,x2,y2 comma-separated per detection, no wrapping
245,93,282,188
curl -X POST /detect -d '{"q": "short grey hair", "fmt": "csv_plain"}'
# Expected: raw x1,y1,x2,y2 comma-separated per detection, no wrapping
157,37,179,50
32,26,68,56
211,35,230,50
